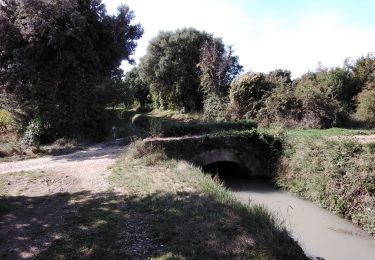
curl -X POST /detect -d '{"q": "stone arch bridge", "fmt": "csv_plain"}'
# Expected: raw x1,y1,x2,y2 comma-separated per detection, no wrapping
144,133,281,177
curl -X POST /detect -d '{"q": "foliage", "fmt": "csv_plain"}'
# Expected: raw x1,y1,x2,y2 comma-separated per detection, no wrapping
198,39,242,120
198,41,242,95
259,83,340,128
0,0,143,140
278,137,375,236
295,68,358,111
139,28,213,111
123,67,151,111
351,53,375,85
101,78,134,110
356,83,375,127
22,118,44,146
156,120,257,137
202,95,228,121
299,91,341,128
228,72,273,120
264,69,292,87
131,113,257,137
0,109,13,131
258,85,304,128
322,67,359,110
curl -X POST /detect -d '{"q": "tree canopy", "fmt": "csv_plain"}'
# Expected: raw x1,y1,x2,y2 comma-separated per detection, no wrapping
0,0,143,140
139,28,214,111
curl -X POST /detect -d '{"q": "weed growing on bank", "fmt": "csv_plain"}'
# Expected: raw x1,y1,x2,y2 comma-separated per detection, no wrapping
277,138,375,236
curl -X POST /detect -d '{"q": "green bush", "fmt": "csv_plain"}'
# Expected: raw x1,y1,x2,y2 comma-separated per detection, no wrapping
202,95,228,121
300,92,340,128
0,109,13,131
259,84,340,128
356,84,375,127
258,86,303,128
159,120,257,137
131,113,257,137
228,72,272,120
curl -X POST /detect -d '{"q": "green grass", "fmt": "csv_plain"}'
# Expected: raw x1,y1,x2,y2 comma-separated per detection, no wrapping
108,141,307,259
284,128,375,138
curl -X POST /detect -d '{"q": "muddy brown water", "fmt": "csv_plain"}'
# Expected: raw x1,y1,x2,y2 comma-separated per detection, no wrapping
226,179,375,260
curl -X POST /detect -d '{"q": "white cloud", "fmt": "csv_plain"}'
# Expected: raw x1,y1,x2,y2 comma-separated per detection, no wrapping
103,0,375,78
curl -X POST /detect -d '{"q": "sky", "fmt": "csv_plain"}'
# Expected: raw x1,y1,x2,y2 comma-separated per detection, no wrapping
102,0,375,78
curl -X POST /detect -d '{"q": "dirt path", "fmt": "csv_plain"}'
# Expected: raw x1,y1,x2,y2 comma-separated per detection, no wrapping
0,144,125,194
0,144,126,259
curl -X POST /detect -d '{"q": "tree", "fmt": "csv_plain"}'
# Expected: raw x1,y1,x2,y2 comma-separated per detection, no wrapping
265,69,292,87
0,0,143,140
351,53,375,85
356,82,375,127
124,67,151,111
139,28,213,111
295,68,358,112
197,39,242,120
198,39,242,97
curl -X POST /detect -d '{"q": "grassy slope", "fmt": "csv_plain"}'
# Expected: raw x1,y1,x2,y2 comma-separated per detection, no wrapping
277,137,375,237
285,128,375,138
259,127,375,138
108,142,307,259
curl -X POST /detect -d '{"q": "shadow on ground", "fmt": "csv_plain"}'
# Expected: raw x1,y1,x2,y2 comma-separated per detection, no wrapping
50,144,125,163
0,191,306,259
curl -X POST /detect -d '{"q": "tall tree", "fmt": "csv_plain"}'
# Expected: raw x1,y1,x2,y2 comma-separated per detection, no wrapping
198,39,242,96
0,0,143,140
198,39,242,120
124,67,151,111
139,28,213,111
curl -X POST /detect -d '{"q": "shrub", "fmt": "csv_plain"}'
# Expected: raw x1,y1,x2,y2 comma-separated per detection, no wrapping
228,72,272,120
300,92,340,128
356,84,375,127
131,113,257,137
203,95,228,121
258,86,303,128
159,120,257,137
258,85,340,128
0,109,13,132
22,118,44,146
